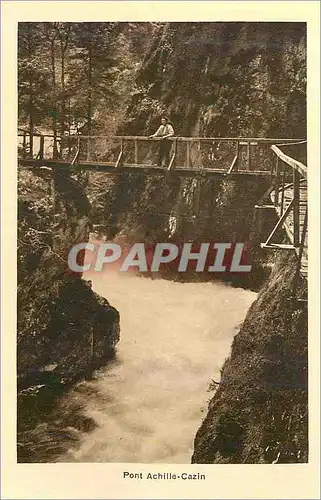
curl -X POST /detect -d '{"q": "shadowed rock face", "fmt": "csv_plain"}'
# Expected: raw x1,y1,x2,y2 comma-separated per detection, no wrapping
87,169,276,290
192,252,308,464
17,169,120,388
120,22,306,140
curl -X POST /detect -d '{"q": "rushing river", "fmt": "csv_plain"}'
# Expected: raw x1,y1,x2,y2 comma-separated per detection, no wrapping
18,272,256,463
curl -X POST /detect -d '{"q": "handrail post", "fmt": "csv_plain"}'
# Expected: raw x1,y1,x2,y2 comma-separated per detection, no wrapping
234,140,239,171
280,166,285,216
58,137,63,160
293,168,300,247
186,141,190,168
86,137,91,161
297,208,308,266
30,132,34,159
247,141,251,171
39,135,44,160
274,157,280,206
270,153,275,182
22,132,27,159
198,139,202,168
134,139,138,164
53,133,58,160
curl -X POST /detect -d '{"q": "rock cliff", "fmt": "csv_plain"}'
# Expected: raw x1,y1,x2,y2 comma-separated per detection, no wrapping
17,168,120,389
192,252,308,463
120,22,306,139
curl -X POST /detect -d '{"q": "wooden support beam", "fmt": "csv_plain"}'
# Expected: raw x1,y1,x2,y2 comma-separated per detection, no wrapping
235,141,239,172
18,158,273,177
261,243,296,250
115,139,124,168
298,208,308,264
227,155,238,175
264,198,294,246
293,169,300,247
292,207,308,298
71,137,80,166
168,139,177,171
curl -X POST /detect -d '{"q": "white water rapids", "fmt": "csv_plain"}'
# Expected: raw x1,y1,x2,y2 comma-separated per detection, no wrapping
54,271,256,463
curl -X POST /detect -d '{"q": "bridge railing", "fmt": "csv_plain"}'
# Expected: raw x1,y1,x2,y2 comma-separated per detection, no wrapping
266,144,307,262
18,132,305,173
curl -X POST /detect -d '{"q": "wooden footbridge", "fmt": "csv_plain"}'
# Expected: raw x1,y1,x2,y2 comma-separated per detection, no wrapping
18,133,303,176
258,143,308,280
17,132,308,281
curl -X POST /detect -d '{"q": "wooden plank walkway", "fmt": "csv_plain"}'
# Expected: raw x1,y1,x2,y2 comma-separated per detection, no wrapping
18,159,271,178
270,180,308,277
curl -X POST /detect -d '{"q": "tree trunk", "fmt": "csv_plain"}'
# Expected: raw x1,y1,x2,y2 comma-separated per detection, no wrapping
57,24,70,138
60,52,65,137
27,25,34,157
51,40,58,159
87,44,92,137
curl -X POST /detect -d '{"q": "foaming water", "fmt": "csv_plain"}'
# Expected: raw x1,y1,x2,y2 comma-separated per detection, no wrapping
53,271,256,463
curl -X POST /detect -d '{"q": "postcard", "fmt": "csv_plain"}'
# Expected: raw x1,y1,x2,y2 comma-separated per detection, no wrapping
1,1,320,499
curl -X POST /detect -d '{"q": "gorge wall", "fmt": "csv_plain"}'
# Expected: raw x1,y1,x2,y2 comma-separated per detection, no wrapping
192,252,308,463
119,22,306,139
87,170,280,290
17,168,120,390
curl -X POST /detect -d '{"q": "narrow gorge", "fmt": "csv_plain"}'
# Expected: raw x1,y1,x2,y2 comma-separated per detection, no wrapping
17,21,307,464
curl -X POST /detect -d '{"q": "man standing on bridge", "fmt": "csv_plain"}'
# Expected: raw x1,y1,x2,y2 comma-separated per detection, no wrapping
149,116,175,167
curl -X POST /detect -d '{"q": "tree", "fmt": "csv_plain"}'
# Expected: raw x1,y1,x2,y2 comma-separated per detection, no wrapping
18,22,156,139
68,22,119,135
55,23,72,136
42,23,59,157
18,23,50,152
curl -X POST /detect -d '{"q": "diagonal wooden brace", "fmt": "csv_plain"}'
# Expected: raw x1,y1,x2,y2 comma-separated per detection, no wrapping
264,198,294,246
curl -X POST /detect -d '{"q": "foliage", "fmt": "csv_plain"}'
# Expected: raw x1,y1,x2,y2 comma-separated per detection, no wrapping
18,22,157,135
